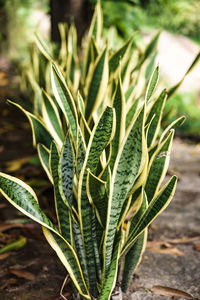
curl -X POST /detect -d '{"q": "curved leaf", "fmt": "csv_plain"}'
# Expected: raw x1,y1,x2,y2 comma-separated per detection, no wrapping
42,89,64,148
0,172,89,298
145,130,174,202
146,89,167,148
51,63,78,144
78,106,115,296
37,144,52,183
8,101,53,149
110,76,125,170
86,170,107,227
85,48,108,123
159,116,186,143
109,36,133,74
58,133,75,209
145,66,159,102
103,106,146,277
50,142,72,243
121,229,147,292
122,175,177,255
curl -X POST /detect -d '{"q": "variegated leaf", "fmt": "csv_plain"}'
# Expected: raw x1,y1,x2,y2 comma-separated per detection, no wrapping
37,144,52,183
51,63,78,144
103,106,146,277
110,76,125,170
78,107,114,296
98,231,122,300
146,89,167,148
109,36,133,75
58,133,75,209
0,172,89,298
121,229,147,292
122,176,177,255
145,130,174,202
159,116,186,143
42,89,64,148
50,142,72,243
85,48,108,123
86,170,107,227
145,66,159,102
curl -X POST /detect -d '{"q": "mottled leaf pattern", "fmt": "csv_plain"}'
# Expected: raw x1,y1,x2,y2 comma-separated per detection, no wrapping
110,76,125,170
50,142,72,243
123,176,177,255
1,4,184,298
59,134,74,208
145,131,174,202
85,48,108,123
51,63,78,143
42,89,64,148
99,232,122,300
42,227,90,299
103,106,146,276
121,229,147,292
78,107,114,296
145,66,159,102
86,170,107,227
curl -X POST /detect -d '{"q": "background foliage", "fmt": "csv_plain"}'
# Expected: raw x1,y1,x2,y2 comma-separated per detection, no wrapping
1,0,200,135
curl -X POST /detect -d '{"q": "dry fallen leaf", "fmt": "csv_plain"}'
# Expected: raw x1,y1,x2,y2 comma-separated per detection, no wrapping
147,241,171,248
0,223,23,233
0,278,17,290
151,285,193,299
0,252,11,260
194,243,200,251
0,203,7,209
8,268,36,280
167,236,200,244
148,246,184,256
5,156,32,172
147,236,200,249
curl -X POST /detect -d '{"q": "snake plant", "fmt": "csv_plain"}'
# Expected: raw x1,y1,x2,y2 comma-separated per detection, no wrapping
0,2,189,299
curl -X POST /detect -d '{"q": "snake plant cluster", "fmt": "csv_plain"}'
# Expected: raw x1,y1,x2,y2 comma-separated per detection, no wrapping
0,3,190,299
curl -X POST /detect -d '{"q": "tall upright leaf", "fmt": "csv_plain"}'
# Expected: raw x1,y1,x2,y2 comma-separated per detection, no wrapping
78,107,114,296
110,76,126,170
51,63,78,144
145,66,159,102
85,48,108,123
42,89,64,148
58,133,75,209
146,89,167,148
145,130,174,202
98,232,122,300
103,106,146,277
50,142,72,244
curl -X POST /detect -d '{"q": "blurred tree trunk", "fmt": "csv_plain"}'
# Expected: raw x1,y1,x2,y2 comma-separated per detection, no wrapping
0,3,8,54
50,0,93,43
139,0,151,8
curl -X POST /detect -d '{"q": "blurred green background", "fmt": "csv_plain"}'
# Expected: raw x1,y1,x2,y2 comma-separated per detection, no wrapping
1,0,200,136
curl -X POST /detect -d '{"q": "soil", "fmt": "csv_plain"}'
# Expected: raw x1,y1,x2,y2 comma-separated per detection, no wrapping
0,66,200,300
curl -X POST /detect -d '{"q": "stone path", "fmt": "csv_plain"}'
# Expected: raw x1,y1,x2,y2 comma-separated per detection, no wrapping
123,139,200,299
